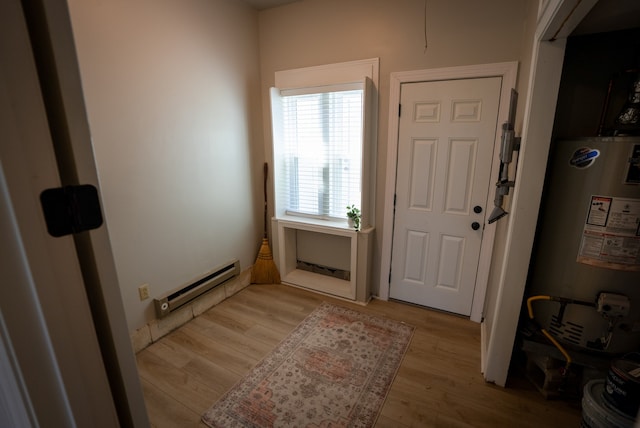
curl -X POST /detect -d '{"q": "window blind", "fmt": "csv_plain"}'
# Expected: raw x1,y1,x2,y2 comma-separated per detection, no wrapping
278,86,363,220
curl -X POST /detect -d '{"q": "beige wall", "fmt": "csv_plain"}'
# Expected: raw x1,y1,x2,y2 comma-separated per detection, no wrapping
66,0,538,332
259,0,531,294
69,0,264,330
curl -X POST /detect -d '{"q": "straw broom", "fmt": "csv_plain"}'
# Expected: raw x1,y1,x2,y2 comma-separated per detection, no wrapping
251,162,281,284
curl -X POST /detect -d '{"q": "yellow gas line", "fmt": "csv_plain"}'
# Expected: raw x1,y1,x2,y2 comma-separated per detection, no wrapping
527,295,572,372
527,295,554,317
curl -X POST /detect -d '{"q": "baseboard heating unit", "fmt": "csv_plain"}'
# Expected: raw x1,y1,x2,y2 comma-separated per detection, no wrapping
154,259,240,319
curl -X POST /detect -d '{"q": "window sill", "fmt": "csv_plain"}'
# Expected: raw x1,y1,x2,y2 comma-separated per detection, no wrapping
275,214,367,234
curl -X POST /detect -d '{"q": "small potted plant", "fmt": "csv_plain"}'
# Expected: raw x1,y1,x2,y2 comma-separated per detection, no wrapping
346,204,361,231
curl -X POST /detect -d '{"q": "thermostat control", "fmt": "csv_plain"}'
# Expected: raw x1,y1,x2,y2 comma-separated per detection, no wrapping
596,293,630,318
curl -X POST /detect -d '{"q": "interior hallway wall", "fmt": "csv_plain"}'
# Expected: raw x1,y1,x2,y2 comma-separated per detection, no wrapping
68,0,264,331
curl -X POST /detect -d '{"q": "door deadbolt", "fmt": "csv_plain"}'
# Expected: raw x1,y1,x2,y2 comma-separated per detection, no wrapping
474,206,483,214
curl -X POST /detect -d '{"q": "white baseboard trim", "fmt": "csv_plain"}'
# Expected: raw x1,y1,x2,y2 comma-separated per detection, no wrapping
130,267,251,353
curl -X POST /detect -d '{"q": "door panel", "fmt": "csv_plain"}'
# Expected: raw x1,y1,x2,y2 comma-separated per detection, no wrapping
390,77,501,315
437,234,464,290
445,138,477,214
409,139,436,210
403,230,429,282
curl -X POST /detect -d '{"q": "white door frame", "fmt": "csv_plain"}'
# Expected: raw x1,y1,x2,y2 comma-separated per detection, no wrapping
379,61,518,322
481,0,598,386
1,0,150,424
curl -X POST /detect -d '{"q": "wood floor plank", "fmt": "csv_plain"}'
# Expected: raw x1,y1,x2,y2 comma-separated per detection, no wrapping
140,379,203,428
185,312,274,359
207,298,303,334
374,413,411,428
244,322,288,346
144,337,241,394
135,283,582,427
211,302,293,337
180,355,241,395
240,285,316,313
248,283,325,309
136,346,221,414
166,327,260,377
219,288,314,327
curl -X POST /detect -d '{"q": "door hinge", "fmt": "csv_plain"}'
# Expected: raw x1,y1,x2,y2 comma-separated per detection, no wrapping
40,184,104,237
398,104,402,117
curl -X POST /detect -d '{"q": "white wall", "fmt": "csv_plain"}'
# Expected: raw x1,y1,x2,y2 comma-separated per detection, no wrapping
68,0,264,331
258,0,531,295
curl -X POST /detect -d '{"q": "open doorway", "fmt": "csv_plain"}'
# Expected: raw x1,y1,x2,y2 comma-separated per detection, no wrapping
482,0,640,387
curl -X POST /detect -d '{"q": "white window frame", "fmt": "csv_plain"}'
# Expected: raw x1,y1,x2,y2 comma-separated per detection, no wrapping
270,58,379,228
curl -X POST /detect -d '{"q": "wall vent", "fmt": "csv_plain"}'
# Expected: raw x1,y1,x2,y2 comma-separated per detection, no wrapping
296,259,350,281
154,259,240,319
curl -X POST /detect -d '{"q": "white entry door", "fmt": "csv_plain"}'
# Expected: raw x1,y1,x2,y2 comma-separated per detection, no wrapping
389,77,502,315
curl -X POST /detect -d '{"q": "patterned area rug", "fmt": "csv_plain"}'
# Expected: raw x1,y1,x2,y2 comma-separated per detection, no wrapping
202,302,414,427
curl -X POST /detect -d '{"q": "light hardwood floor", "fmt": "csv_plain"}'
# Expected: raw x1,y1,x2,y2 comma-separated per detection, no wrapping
135,284,582,427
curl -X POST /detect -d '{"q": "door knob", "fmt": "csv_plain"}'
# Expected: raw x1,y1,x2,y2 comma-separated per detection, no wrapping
474,205,483,214
471,222,481,230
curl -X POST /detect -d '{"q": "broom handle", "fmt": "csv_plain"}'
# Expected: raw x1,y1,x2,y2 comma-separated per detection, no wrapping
263,162,268,238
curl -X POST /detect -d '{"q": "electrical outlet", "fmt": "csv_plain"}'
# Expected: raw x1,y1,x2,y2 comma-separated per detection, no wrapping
138,283,150,301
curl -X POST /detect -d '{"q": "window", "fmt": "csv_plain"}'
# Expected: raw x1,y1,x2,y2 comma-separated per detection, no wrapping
272,80,372,223
278,84,363,219
271,59,378,227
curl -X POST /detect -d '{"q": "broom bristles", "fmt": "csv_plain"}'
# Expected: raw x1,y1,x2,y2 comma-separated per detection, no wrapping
251,238,281,284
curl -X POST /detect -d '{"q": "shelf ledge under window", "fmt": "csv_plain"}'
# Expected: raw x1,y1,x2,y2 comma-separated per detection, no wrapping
275,214,367,234
271,217,374,303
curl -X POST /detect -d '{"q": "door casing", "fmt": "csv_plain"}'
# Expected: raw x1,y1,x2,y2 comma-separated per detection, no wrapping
0,0,150,424
481,0,598,387
379,61,518,322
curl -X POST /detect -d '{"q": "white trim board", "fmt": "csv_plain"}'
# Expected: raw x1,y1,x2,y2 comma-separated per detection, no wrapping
481,0,598,388
274,57,379,90
378,61,518,324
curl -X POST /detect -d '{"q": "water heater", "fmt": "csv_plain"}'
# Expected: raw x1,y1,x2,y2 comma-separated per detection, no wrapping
528,137,640,354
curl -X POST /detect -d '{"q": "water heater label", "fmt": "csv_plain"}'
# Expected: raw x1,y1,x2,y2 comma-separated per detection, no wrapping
578,195,640,271
569,147,600,169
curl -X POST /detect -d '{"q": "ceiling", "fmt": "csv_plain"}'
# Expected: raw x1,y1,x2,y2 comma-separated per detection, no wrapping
241,0,639,33
571,0,640,36
243,0,301,10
